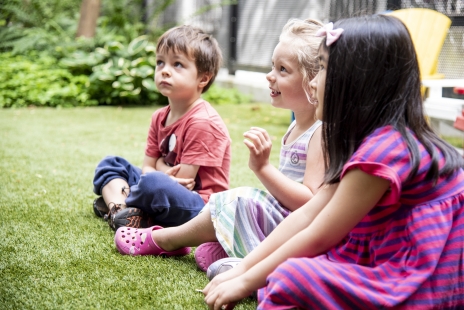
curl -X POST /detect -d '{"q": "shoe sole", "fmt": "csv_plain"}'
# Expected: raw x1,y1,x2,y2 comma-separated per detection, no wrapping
206,257,243,281
93,197,109,218
110,207,154,231
194,242,229,272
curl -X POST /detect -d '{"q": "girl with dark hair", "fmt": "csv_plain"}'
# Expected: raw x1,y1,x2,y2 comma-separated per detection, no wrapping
203,14,464,309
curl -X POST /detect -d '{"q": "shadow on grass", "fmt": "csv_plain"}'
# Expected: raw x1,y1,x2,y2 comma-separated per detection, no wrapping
0,103,289,309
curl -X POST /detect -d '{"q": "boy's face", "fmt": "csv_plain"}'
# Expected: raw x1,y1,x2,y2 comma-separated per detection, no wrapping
155,49,206,102
265,41,309,110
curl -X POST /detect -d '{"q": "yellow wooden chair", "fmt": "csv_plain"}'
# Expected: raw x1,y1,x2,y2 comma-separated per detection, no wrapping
389,8,451,95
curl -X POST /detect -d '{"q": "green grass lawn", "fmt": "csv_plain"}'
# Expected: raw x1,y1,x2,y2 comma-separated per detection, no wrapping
0,103,290,309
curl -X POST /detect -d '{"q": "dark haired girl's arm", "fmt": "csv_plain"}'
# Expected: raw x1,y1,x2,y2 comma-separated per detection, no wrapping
204,169,390,308
203,183,337,304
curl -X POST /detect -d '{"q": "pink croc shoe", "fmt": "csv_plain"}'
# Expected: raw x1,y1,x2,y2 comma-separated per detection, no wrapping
114,225,191,256
194,242,229,272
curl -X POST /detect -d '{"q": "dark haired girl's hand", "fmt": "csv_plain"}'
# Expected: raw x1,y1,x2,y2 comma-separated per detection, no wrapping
243,127,272,173
203,265,244,295
204,276,251,310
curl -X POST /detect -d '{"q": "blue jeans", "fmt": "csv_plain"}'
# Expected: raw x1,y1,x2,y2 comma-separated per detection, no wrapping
93,156,205,227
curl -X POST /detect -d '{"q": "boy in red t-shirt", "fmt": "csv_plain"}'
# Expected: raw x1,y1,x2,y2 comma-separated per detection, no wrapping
92,25,231,230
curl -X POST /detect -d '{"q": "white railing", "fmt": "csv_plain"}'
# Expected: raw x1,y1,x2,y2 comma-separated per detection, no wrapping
422,80,464,130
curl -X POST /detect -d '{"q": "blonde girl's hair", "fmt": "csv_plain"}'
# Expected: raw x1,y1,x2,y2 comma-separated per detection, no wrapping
279,18,324,100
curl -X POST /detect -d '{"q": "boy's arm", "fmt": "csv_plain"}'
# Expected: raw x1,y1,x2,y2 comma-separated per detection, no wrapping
173,163,200,179
155,158,200,179
142,155,198,190
144,154,199,179
142,155,158,174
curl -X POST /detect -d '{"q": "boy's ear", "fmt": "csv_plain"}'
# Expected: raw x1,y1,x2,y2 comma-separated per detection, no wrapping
198,73,212,88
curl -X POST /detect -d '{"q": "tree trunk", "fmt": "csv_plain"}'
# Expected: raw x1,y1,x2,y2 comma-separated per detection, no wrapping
76,0,101,38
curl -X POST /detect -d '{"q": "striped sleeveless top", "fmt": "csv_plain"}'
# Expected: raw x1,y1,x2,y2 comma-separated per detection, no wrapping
279,120,322,183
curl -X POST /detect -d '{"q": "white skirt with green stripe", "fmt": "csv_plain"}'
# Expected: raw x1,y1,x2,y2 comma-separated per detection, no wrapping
209,186,291,258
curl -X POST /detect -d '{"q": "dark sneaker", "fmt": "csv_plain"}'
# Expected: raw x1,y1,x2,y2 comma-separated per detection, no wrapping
93,197,109,218
108,205,154,231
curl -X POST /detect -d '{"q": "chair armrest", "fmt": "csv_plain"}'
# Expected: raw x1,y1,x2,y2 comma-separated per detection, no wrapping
422,79,464,99
424,97,464,121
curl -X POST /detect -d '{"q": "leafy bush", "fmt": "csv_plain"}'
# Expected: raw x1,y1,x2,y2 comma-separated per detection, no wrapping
0,0,146,59
0,0,81,54
203,84,252,105
0,0,250,108
60,35,167,106
0,52,93,107
0,35,249,108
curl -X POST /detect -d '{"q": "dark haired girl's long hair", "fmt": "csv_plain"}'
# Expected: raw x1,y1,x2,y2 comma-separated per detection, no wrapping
322,14,464,184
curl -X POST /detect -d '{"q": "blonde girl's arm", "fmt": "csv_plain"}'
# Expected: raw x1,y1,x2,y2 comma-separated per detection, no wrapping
244,126,324,211
204,169,390,308
244,127,324,211
268,126,324,210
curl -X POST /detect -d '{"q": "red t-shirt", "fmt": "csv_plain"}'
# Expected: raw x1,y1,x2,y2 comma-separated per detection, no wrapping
145,101,231,203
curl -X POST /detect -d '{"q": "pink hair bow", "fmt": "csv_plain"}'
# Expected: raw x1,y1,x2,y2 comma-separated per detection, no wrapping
316,22,344,46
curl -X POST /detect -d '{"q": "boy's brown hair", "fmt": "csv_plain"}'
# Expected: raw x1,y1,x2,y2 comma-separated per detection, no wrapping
156,25,223,93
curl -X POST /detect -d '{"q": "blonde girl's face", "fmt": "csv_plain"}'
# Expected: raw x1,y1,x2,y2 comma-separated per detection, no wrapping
265,41,309,110
310,48,328,120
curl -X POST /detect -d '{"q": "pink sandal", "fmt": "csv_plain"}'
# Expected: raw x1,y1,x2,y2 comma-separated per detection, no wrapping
194,242,229,272
114,225,191,256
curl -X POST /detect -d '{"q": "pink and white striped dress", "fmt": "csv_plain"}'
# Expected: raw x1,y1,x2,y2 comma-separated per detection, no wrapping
258,125,464,309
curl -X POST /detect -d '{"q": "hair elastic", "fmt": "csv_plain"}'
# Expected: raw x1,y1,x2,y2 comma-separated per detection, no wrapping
316,22,344,46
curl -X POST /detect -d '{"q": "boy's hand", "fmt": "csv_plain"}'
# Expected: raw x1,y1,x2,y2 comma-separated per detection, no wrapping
243,127,272,172
166,165,196,190
175,177,196,191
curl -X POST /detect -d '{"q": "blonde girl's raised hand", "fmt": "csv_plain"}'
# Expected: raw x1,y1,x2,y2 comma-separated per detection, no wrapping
243,127,272,172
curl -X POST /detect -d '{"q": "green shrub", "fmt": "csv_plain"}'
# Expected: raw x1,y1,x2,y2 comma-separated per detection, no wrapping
203,84,252,105
0,52,94,108
0,0,81,55
0,0,145,59
0,0,249,108
60,35,167,106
